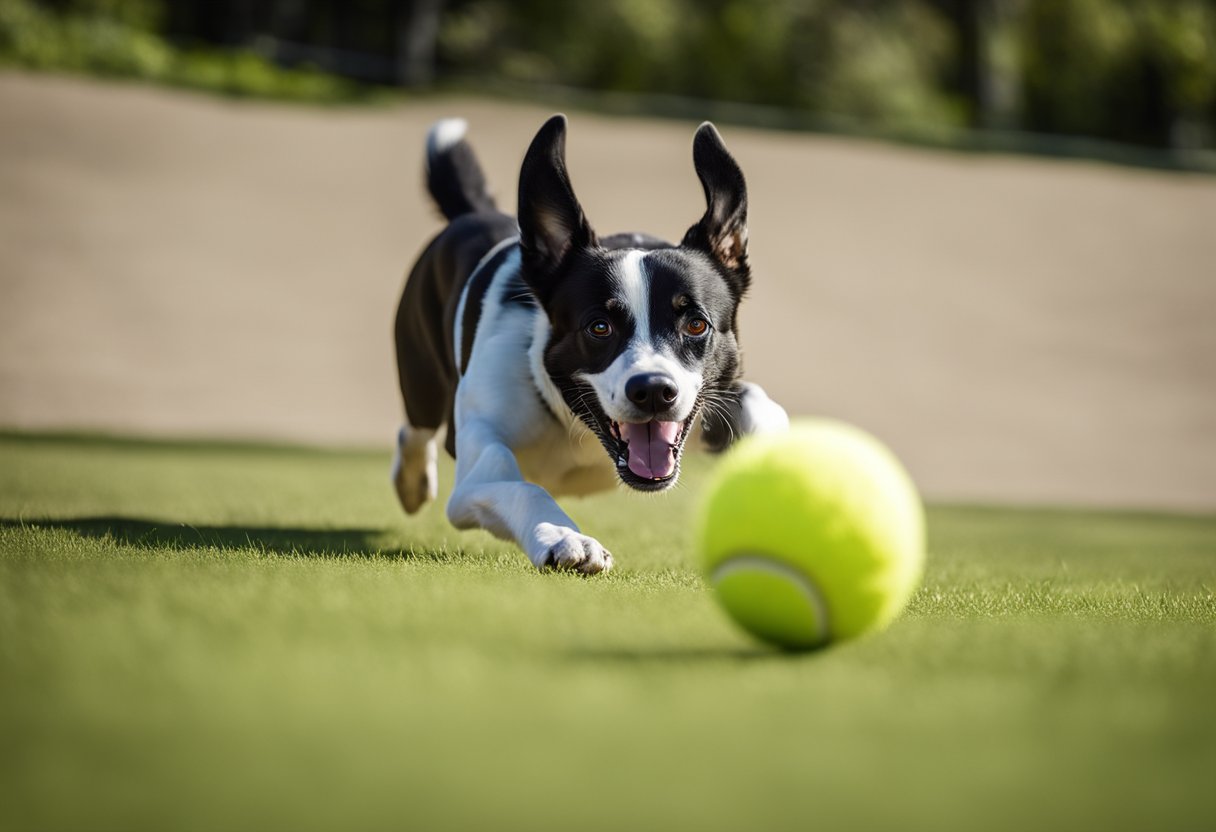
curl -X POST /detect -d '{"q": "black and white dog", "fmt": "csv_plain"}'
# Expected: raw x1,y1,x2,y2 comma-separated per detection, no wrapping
392,115,787,573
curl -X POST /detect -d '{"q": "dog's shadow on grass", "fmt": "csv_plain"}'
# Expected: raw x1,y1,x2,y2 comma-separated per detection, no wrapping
1,516,443,561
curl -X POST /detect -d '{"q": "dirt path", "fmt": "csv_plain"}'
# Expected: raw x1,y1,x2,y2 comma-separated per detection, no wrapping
2,73,1213,510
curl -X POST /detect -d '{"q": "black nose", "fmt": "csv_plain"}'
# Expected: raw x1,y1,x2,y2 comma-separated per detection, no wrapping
625,373,679,412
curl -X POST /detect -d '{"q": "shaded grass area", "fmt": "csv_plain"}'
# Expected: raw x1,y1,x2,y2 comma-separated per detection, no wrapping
1,432,1214,832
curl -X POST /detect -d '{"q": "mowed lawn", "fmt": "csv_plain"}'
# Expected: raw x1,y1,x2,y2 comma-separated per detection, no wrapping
1,433,1213,832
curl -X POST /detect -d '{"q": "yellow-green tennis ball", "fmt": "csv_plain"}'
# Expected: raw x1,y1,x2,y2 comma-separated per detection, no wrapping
698,419,925,650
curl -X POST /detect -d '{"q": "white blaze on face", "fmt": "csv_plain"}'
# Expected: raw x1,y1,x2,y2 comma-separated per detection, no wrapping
577,250,703,479
617,250,654,344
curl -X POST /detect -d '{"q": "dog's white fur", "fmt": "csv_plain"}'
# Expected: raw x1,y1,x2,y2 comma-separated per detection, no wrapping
577,251,702,425
394,246,789,574
445,251,617,571
395,118,791,573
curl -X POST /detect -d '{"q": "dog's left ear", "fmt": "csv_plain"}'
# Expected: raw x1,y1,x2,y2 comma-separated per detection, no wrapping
682,122,750,294
518,115,597,297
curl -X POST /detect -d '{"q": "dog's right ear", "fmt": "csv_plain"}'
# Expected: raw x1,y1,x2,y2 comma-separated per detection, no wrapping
682,122,749,295
518,115,597,294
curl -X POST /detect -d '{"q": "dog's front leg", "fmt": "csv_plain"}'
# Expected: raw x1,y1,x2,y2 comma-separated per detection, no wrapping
446,420,613,574
701,381,790,452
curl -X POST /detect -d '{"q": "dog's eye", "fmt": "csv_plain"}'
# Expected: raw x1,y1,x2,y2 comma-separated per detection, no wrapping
685,318,709,337
586,320,613,339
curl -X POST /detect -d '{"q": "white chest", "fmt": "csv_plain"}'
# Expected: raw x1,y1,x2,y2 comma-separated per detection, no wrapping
455,266,620,498
514,420,618,497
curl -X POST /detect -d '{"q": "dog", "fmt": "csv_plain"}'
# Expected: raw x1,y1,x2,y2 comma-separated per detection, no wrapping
392,115,788,574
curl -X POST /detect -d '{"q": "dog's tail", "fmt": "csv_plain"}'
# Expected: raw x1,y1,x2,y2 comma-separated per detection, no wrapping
425,118,497,221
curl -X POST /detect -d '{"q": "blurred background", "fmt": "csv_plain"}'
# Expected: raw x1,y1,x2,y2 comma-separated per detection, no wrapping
4,0,1216,152
1,0,1214,509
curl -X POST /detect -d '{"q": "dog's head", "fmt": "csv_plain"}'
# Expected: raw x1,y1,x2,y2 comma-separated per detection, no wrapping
518,115,750,492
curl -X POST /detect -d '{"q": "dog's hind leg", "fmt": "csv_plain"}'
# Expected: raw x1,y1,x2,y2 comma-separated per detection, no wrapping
392,255,453,516
392,423,439,514
391,117,514,516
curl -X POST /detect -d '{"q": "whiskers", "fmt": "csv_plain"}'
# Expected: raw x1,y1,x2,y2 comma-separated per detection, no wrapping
697,385,743,449
563,380,610,448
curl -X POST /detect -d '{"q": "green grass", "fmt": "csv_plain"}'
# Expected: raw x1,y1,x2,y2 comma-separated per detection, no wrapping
1,432,1213,832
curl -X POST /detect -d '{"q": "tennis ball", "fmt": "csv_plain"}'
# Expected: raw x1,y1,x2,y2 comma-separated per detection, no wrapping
698,419,925,650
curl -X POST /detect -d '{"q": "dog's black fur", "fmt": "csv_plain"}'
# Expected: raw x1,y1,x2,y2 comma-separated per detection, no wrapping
391,115,787,571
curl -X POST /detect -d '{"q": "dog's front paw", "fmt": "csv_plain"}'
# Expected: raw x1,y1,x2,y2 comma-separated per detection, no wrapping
537,527,614,575
738,382,789,435
700,382,789,453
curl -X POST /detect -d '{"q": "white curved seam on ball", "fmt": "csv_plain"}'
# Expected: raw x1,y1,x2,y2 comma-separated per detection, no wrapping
710,556,831,645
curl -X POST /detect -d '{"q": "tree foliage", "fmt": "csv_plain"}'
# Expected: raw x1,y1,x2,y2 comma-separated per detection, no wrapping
3,0,1214,149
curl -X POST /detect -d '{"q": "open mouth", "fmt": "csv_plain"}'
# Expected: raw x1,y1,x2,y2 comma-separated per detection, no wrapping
607,413,697,491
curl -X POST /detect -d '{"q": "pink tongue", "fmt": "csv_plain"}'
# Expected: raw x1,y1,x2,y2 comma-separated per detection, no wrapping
623,421,681,480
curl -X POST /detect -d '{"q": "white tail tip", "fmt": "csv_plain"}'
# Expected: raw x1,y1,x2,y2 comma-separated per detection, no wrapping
427,118,468,163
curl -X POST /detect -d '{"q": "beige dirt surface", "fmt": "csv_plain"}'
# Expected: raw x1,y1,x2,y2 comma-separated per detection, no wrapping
1,72,1213,510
